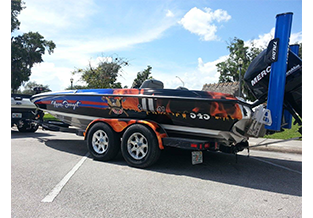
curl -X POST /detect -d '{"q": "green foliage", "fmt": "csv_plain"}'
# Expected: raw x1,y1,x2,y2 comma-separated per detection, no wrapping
11,32,56,92
73,56,129,89
131,65,153,88
11,0,56,93
43,113,60,121
264,119,302,140
298,42,302,59
65,85,88,90
216,37,262,99
217,38,262,83
11,0,24,32
21,81,50,95
216,38,302,100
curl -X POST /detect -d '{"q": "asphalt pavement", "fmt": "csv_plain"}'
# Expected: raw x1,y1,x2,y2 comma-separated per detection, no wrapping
11,127,302,217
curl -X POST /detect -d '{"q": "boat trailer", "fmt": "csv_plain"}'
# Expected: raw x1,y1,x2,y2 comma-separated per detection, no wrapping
36,12,301,168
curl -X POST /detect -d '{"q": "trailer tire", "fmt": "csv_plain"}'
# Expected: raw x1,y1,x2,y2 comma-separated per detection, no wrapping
121,124,161,168
87,122,120,161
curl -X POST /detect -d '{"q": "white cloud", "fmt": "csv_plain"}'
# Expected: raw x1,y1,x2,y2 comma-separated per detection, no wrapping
166,10,174,18
245,28,302,49
290,31,303,44
245,28,275,49
197,55,228,77
179,7,231,41
45,19,176,71
18,0,177,63
29,62,81,91
150,27,302,91
18,0,179,91
190,55,228,89
212,9,231,22
157,55,228,91
18,0,96,37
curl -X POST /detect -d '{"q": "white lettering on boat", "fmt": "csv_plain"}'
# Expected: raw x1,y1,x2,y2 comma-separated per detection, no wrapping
51,100,81,110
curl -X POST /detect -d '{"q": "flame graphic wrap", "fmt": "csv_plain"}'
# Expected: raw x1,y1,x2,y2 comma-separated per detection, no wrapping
32,88,247,132
206,91,242,120
209,102,242,120
107,89,243,120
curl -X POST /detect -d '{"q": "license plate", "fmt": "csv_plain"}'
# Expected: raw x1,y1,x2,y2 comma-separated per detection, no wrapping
191,151,203,165
12,113,22,118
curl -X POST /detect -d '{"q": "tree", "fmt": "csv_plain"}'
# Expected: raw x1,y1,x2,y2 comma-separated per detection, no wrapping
73,56,129,89
217,37,262,83
216,37,262,99
131,65,153,88
11,0,24,32
11,0,56,93
217,37,302,100
298,43,302,59
65,85,88,90
22,81,50,95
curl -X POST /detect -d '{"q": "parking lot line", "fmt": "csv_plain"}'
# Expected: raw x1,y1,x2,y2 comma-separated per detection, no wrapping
41,152,89,203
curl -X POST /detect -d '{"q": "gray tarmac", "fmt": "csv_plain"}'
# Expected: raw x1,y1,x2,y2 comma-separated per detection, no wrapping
11,128,302,217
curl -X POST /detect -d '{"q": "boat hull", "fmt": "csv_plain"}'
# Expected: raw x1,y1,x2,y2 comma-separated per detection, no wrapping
31,88,252,143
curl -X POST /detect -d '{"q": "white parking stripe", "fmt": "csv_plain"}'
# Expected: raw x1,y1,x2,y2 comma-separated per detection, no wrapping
41,153,89,203
250,156,302,175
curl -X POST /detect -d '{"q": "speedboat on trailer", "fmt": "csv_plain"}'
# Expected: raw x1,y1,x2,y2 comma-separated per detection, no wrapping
31,81,257,167
31,12,302,168
30,80,253,152
30,61,301,168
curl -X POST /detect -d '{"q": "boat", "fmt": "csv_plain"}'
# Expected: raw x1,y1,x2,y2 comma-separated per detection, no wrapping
30,80,253,147
30,50,302,168
31,80,257,167
30,12,302,168
30,48,301,168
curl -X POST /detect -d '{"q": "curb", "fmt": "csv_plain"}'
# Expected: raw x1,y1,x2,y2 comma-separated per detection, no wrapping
248,138,302,154
249,145,302,154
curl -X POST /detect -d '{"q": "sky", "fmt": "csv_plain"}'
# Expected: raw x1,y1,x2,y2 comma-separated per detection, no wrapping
13,0,302,91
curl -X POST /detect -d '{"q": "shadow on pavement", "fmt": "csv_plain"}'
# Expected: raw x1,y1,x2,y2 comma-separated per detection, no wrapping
42,138,88,157
39,136,301,197
152,148,302,197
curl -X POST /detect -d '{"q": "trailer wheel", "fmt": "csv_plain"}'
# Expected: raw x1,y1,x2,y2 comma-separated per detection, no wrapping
87,122,120,161
121,124,161,168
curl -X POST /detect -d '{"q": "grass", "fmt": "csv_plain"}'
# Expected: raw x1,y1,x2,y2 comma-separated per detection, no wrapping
43,113,60,121
263,118,302,140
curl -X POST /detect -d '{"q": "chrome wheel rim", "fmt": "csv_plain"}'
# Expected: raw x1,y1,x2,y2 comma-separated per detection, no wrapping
92,130,109,154
127,133,148,160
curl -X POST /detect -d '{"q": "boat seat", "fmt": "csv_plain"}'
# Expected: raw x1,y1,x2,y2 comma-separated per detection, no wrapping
140,79,164,89
176,86,188,90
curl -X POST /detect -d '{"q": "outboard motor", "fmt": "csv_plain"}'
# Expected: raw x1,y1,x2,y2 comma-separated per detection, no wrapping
244,12,301,134
244,44,302,117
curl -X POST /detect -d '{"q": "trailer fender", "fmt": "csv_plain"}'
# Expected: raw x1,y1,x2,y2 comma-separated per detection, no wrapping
84,118,167,149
